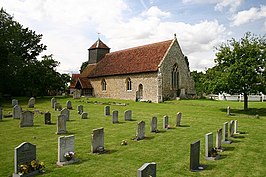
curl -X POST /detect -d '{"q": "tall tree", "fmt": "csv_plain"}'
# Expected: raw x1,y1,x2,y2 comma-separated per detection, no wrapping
214,32,266,110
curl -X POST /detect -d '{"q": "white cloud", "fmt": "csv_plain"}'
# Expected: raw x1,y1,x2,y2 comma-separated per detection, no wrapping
231,5,266,26
142,6,170,18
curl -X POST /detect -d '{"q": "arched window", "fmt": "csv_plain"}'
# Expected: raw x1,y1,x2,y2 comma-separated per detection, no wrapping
171,64,179,89
101,79,107,91
126,78,132,91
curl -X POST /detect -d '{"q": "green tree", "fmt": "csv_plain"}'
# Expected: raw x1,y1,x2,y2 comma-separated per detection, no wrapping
80,61,88,73
214,32,266,110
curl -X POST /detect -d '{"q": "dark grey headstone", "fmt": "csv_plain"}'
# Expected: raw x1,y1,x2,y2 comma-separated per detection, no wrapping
112,110,119,123
12,99,18,107
66,100,72,109
44,112,51,124
124,110,132,121
229,120,234,137
28,97,35,108
216,128,223,151
190,140,204,171
13,142,36,174
163,115,169,129
104,106,110,116
77,105,83,115
137,162,156,177
81,112,88,119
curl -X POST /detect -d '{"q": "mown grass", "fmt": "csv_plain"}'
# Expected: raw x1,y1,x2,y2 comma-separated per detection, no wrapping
0,97,265,177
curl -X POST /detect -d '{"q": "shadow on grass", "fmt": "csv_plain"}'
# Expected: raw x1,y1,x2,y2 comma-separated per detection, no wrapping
233,135,245,139
231,139,242,143
179,125,190,127
220,108,266,117
144,136,155,140
158,130,167,133
204,164,216,171
218,154,228,160
105,149,118,155
223,146,235,151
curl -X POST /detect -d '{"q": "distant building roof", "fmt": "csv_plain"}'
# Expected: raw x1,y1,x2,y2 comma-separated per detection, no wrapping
89,39,110,50
70,74,80,88
82,39,173,78
76,77,92,89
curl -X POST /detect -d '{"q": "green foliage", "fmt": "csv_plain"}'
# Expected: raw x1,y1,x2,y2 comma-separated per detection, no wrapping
0,97,265,176
80,61,88,73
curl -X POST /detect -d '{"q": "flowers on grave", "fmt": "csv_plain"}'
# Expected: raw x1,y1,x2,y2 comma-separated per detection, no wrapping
18,160,45,175
210,148,218,157
121,140,128,146
64,151,75,161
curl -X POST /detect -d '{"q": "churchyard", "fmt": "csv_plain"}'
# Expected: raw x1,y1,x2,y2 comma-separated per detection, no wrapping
0,97,265,176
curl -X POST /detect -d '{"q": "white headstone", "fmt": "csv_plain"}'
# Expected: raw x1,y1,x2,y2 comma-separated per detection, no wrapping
205,132,219,160
57,135,78,166
137,162,156,177
20,111,34,127
176,112,182,127
234,120,239,134
227,106,231,116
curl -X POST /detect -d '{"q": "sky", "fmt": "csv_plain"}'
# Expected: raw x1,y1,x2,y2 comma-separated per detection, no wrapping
0,0,265,74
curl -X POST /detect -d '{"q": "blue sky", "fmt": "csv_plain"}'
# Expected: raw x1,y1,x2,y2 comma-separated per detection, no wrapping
0,0,265,73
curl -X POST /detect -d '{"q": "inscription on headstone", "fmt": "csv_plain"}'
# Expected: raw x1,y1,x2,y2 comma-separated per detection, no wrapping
20,111,34,127
137,162,156,177
176,112,182,127
91,128,104,153
124,110,132,121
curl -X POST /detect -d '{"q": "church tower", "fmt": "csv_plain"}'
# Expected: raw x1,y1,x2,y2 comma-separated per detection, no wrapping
88,39,110,64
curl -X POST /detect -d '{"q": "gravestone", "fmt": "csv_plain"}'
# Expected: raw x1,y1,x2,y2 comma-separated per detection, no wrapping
13,142,38,176
44,112,51,124
229,120,235,137
12,99,18,106
91,127,104,153
57,135,79,166
28,97,35,108
205,132,219,160
66,100,72,109
163,115,169,129
56,115,67,134
20,111,34,127
216,128,223,151
73,89,81,99
13,105,22,119
227,106,231,116
176,112,182,127
124,110,132,121
51,97,56,108
104,106,110,116
137,162,156,177
136,121,145,140
0,107,2,121
112,110,119,123
61,108,70,121
54,103,62,111
222,122,232,144
234,120,239,134
81,112,88,119
190,140,204,171
77,105,83,115
150,116,158,133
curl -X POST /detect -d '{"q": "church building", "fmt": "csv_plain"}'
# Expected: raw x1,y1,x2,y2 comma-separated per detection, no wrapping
74,35,195,102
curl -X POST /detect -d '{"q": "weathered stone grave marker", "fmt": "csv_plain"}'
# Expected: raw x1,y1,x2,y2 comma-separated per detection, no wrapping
81,112,88,119
91,127,104,153
12,142,43,177
190,140,204,171
73,89,81,99
12,99,18,107
151,116,158,133
227,106,231,116
205,132,219,160
56,115,67,134
163,115,169,129
234,120,239,134
13,105,22,119
222,122,232,144
136,121,145,140
77,105,83,115
61,108,70,121
51,97,56,108
28,97,35,108
216,128,224,151
44,112,51,124
176,112,182,127
20,111,34,127
229,120,235,137
137,162,156,177
66,100,72,109
104,106,110,116
57,135,79,166
112,110,119,123
124,110,132,121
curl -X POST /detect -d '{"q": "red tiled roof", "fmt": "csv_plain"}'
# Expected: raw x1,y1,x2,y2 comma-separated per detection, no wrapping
89,39,110,50
77,77,92,89
70,74,80,88
84,39,173,78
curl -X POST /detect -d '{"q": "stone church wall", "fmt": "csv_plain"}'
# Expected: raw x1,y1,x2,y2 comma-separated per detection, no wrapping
89,72,159,102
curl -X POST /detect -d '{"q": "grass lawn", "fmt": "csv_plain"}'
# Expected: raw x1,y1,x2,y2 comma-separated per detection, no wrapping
0,97,265,177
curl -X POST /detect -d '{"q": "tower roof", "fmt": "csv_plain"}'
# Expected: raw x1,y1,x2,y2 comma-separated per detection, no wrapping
89,39,110,50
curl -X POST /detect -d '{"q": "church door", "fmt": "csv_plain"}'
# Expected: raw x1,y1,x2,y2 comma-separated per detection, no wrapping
138,84,143,100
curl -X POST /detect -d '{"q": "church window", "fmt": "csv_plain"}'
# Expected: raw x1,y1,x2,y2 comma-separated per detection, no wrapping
101,79,107,91
126,78,132,91
171,64,179,89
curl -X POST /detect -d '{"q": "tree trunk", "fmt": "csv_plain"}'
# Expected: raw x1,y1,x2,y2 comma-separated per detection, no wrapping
244,92,248,110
